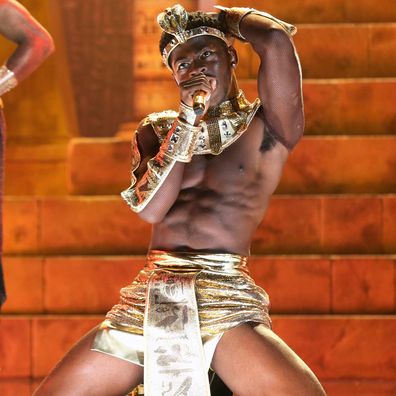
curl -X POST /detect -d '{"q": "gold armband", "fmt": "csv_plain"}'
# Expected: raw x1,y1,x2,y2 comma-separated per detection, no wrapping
215,6,297,41
121,118,201,212
0,65,18,97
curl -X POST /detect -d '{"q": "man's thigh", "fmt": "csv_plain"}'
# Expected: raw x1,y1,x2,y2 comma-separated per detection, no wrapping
211,324,326,396
33,326,143,396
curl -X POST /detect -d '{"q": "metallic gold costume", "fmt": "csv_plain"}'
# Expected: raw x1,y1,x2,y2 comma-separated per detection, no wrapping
93,4,299,394
93,251,271,395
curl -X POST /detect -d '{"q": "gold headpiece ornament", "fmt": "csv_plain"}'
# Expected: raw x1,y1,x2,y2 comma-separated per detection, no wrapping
157,4,230,69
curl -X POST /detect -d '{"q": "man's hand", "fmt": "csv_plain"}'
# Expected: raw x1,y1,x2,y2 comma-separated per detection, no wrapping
179,73,217,116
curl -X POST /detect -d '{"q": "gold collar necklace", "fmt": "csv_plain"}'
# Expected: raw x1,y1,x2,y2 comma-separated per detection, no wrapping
194,90,260,155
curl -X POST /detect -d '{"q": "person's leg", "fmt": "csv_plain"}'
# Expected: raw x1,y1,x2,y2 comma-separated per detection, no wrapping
212,324,326,396
33,327,143,396
0,109,7,307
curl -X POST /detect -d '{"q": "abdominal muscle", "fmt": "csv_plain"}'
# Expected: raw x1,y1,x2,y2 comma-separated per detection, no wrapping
149,151,271,256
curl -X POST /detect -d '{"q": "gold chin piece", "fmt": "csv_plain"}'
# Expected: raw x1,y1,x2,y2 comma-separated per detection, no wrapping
157,4,230,70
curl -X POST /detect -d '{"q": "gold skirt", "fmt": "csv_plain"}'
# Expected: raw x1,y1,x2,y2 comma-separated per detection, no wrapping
92,250,271,394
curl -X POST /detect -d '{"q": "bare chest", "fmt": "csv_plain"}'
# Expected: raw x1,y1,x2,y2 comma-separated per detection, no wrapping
181,121,265,192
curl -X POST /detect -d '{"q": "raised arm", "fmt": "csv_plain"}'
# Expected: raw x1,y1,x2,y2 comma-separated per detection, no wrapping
218,7,304,150
0,0,54,94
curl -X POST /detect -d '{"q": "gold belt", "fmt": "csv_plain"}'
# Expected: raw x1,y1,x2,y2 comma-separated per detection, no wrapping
144,269,210,395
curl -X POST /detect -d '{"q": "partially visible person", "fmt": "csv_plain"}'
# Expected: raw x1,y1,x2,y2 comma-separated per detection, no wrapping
0,0,54,307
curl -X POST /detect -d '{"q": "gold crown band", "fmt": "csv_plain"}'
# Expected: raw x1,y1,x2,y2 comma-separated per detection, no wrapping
162,26,229,69
157,4,230,70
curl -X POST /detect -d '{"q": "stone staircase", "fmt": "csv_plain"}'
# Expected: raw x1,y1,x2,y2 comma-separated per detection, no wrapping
1,1,396,395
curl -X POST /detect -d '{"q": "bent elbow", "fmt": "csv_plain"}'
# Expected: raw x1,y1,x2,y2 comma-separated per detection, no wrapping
39,33,55,57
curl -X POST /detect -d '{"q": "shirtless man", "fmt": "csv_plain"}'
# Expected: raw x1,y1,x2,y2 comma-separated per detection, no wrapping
0,0,54,306
34,5,326,396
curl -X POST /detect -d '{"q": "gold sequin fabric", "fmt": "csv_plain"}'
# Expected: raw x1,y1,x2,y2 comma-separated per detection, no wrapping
103,250,271,337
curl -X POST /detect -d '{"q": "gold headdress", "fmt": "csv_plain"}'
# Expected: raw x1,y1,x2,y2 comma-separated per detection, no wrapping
157,4,230,69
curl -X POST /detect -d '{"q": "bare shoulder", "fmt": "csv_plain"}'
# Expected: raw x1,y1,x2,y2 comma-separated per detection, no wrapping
0,0,52,43
0,0,26,19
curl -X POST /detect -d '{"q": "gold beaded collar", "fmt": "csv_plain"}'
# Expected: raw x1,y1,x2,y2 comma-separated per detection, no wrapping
146,90,261,156
197,90,260,154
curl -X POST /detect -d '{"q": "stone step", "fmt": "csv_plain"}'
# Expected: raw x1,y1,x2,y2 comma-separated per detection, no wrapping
222,0,396,23
4,144,68,196
1,315,395,393
234,24,396,79
67,135,396,195
131,79,396,135
3,195,396,255
2,255,395,315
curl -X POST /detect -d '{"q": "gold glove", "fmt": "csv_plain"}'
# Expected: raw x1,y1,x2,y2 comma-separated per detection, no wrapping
215,6,297,41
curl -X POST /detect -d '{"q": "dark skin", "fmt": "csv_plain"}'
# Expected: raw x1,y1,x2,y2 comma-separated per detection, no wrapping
0,0,54,82
137,37,292,255
0,0,54,308
33,13,326,396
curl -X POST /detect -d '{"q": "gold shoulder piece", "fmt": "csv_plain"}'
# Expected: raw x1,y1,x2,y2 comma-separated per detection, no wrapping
143,110,178,142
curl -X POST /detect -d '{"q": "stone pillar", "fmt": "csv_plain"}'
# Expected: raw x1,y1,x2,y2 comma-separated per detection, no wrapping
55,0,133,137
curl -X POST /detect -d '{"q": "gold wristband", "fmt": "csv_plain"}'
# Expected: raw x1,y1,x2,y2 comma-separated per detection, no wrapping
215,6,297,40
0,65,18,97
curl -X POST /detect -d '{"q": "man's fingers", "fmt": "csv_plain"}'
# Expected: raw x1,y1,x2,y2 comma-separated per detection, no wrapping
181,76,211,87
